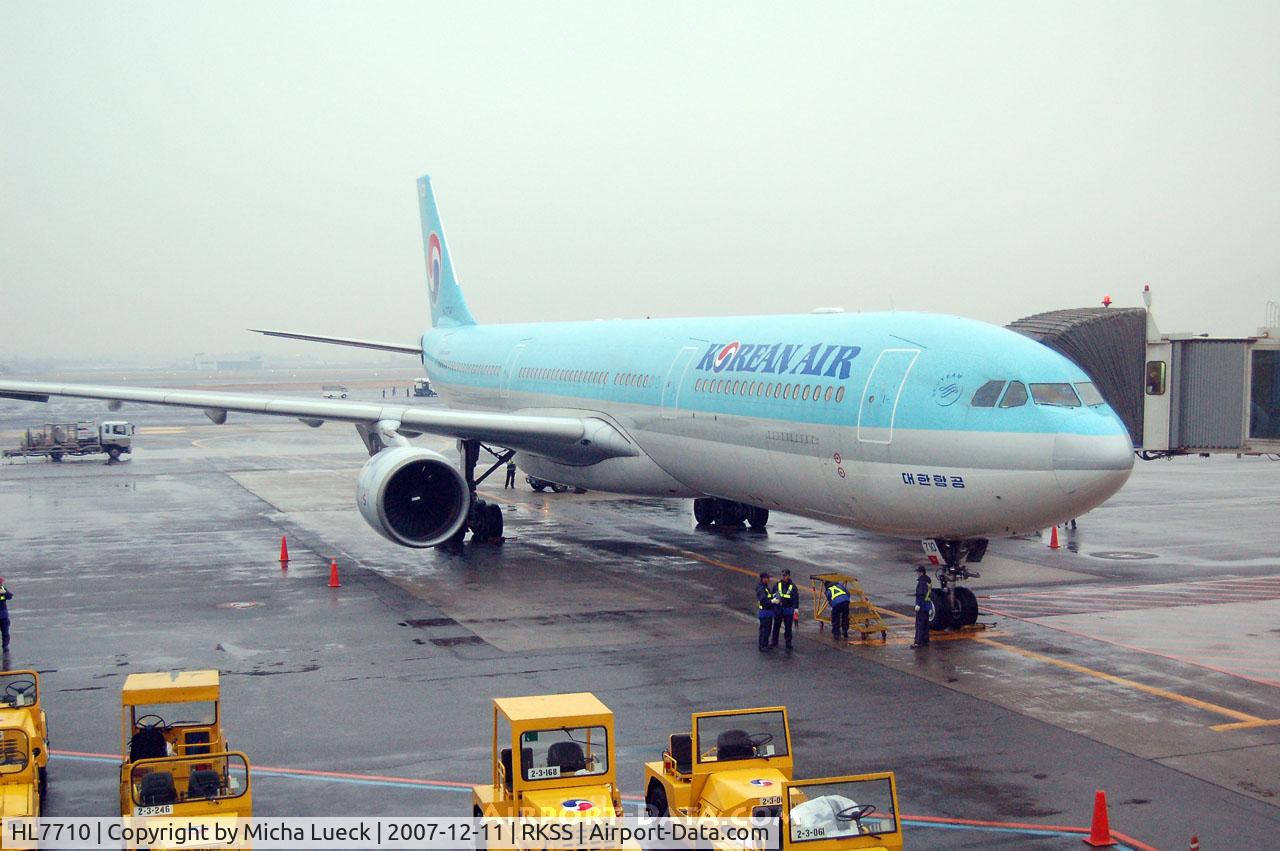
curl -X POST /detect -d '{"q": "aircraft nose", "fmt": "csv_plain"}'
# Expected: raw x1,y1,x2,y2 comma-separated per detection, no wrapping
1052,430,1135,500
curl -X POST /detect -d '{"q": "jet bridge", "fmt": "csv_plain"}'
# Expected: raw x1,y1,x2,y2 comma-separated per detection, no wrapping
1008,293,1280,457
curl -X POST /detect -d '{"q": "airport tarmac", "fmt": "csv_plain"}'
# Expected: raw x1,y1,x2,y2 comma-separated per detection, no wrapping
1,374,1278,849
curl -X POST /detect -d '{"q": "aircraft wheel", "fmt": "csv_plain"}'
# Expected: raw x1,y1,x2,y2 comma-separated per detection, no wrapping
953,587,979,626
485,503,503,539
928,588,953,630
746,506,770,529
693,498,714,526
645,781,669,817
720,500,747,526
551,483,569,493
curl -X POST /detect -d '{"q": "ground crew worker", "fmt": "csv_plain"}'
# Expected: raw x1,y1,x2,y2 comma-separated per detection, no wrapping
504,459,517,488
912,565,932,648
755,572,777,652
825,580,850,641
770,569,797,652
0,578,13,651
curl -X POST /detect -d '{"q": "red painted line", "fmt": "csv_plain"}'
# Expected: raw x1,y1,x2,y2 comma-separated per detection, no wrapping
53,749,1159,847
900,814,1158,850
53,749,474,788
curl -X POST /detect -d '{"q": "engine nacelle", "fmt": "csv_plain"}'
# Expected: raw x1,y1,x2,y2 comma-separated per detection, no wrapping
356,446,470,547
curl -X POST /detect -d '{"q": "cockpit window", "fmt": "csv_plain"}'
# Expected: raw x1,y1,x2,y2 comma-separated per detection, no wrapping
1029,383,1081,407
970,380,1005,408
999,381,1028,408
1074,382,1105,406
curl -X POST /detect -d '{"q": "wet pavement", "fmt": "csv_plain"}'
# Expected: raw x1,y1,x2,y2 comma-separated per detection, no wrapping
1,373,1278,849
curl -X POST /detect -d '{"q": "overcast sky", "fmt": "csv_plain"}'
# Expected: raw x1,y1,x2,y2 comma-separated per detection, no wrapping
3,1,1278,362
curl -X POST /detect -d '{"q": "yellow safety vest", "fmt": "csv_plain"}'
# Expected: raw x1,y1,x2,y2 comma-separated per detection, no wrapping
827,584,848,603
777,581,795,605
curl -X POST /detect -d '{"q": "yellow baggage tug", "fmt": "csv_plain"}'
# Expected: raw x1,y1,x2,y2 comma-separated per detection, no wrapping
473,692,621,819
643,706,794,820
780,774,903,851
119,670,251,819
644,706,903,850
0,670,49,818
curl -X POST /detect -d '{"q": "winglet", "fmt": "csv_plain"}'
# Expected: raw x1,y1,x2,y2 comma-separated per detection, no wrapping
417,176,477,328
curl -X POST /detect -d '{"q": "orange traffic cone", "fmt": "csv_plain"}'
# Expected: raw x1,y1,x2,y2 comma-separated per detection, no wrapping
1049,525,1061,550
279,535,289,564
327,559,341,588
1083,790,1116,847
1189,837,1199,851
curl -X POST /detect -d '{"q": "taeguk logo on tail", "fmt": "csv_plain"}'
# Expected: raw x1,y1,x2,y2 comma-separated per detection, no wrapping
561,799,594,812
427,232,442,305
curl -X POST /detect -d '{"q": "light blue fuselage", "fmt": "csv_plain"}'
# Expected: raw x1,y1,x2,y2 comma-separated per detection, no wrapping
417,310,1134,539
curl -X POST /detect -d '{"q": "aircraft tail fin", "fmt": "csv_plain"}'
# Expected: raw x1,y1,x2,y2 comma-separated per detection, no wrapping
417,175,477,328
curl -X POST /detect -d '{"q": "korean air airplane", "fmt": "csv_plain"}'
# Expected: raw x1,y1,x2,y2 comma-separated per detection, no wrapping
0,176,1134,627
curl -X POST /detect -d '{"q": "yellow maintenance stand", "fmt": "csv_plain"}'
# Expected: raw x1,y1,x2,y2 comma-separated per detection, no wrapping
119,670,251,822
810,573,888,641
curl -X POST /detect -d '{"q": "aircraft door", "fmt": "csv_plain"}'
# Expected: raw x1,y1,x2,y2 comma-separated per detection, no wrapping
501,341,529,400
857,349,919,444
661,345,701,418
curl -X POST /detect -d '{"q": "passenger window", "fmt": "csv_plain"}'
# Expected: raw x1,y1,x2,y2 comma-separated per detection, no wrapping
835,387,845,403
971,380,1005,407
1074,382,1105,406
999,382,1028,408
801,386,810,401
1145,361,1166,395
824,386,833,402
1029,383,1081,407
782,385,791,400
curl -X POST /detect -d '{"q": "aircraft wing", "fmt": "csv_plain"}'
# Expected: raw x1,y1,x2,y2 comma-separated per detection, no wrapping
248,328,423,355
0,380,637,464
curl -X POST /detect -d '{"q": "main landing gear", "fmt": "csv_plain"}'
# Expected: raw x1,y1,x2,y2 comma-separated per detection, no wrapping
693,497,769,529
450,439,509,545
926,538,987,630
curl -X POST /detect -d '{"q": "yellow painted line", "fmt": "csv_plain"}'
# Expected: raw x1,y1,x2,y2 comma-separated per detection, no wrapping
664,548,759,579
974,637,1265,725
138,426,187,434
666,548,1002,648
1209,718,1280,732
670,546,1271,730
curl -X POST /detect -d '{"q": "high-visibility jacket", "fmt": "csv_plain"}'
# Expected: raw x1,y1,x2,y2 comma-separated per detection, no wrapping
756,582,776,618
775,580,797,612
826,582,849,607
915,575,933,608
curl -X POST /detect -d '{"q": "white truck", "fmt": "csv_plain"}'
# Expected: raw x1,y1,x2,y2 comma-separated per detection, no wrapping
4,420,135,462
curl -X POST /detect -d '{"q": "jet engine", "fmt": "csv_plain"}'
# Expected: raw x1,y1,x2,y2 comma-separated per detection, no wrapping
356,446,470,547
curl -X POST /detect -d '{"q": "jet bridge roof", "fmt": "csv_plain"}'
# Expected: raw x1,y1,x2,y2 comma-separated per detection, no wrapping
1007,307,1146,446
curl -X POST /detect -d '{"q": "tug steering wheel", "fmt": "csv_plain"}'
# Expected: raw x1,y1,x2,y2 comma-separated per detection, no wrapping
135,714,168,730
836,803,876,822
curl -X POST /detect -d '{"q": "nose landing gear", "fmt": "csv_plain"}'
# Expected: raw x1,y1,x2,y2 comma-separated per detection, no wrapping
926,538,987,630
